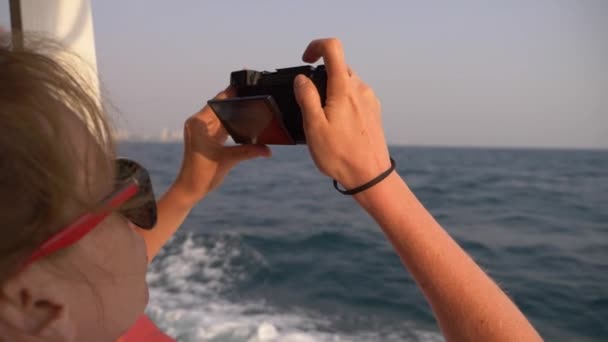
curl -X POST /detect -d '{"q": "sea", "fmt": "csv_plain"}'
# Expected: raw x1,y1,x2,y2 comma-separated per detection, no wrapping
119,143,607,342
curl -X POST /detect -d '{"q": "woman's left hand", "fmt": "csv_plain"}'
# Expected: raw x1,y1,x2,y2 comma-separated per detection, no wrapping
172,87,271,206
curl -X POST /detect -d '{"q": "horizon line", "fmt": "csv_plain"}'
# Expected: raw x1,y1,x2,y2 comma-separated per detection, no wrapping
117,140,608,152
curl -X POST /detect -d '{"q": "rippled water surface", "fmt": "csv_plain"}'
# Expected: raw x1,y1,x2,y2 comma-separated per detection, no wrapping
120,143,608,342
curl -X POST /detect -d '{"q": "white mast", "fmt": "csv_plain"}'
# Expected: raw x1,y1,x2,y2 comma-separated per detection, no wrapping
11,0,100,96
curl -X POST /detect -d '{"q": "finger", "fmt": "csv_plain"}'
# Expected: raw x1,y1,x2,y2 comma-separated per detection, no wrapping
302,38,349,96
224,144,271,164
294,75,326,132
192,85,235,136
348,66,362,81
194,85,235,120
214,85,237,99
350,72,365,89
186,113,228,143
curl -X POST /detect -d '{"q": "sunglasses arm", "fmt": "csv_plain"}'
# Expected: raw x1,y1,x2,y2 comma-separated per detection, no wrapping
18,183,139,271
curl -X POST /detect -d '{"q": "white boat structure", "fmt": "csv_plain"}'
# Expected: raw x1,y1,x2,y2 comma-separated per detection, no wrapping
9,0,100,95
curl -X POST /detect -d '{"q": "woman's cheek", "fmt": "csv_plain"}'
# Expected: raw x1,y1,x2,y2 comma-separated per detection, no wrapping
129,223,148,265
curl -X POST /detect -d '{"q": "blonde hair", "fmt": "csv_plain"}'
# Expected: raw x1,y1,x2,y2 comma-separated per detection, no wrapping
0,33,116,283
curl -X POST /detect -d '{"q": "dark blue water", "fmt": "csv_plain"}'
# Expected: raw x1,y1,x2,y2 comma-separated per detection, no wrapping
120,143,608,342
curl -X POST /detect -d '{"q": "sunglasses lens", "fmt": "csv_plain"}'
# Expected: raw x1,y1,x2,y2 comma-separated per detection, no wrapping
116,159,157,229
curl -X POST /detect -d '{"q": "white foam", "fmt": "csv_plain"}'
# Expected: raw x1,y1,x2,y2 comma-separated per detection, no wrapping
146,234,443,342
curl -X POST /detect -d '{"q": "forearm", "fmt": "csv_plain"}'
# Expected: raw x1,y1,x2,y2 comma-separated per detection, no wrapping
355,172,542,341
136,185,199,263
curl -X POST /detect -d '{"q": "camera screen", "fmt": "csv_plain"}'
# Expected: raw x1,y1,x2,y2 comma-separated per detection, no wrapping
208,95,294,144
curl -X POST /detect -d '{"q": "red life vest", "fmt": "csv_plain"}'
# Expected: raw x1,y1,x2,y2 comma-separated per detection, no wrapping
116,315,175,342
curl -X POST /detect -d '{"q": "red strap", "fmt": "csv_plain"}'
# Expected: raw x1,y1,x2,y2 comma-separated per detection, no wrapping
117,315,175,342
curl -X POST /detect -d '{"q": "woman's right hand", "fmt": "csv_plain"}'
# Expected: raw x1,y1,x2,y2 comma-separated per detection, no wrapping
293,38,392,190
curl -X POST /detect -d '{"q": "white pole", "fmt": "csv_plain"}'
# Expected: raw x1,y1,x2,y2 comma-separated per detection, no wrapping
17,0,99,95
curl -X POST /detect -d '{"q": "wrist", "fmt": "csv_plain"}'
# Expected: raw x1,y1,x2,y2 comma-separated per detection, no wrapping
334,158,396,195
335,154,392,190
167,179,207,210
352,171,407,210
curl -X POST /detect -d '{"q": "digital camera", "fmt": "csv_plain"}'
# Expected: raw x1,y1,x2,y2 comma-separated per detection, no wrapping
208,65,327,144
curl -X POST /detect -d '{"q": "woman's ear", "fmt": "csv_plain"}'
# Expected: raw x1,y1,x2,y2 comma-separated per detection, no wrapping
0,266,76,340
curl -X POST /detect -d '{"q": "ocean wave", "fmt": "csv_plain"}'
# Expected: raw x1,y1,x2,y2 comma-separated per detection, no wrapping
146,234,443,342
118,143,608,341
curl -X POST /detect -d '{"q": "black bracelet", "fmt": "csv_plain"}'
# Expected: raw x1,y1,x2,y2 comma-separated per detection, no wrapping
333,157,396,195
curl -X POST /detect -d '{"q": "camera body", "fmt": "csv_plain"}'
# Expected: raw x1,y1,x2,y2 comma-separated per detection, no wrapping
209,65,327,144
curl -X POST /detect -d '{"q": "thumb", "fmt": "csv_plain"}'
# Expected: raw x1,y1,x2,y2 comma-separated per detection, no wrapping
223,144,271,164
294,75,326,131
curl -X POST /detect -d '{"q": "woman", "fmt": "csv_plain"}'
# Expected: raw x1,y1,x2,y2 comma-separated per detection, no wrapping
0,34,542,341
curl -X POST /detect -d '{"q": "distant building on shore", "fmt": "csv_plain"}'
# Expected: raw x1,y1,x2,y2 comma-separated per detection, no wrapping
115,128,182,143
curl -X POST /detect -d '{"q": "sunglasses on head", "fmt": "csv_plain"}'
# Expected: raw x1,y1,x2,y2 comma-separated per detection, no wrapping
19,158,157,271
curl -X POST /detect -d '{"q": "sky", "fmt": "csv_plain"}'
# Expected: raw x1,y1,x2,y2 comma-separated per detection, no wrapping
2,0,607,148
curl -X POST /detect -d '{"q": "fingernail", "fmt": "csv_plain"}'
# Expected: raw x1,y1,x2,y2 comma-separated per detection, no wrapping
294,75,307,88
